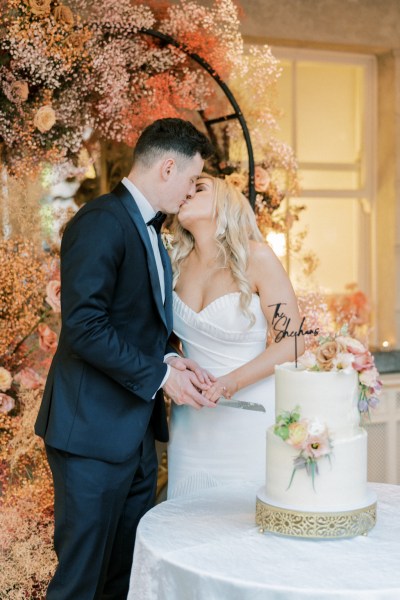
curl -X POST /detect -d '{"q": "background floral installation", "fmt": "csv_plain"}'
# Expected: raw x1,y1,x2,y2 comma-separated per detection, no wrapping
0,0,371,597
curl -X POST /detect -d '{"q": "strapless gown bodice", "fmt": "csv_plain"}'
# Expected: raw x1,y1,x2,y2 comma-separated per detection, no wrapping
167,292,275,499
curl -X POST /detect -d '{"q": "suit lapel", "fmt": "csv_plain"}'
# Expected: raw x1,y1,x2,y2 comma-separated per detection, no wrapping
158,236,173,334
113,182,168,330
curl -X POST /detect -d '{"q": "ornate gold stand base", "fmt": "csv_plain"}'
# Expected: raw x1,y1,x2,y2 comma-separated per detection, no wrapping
256,490,377,539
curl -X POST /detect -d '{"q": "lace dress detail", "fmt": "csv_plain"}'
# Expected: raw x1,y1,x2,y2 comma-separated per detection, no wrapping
167,292,275,499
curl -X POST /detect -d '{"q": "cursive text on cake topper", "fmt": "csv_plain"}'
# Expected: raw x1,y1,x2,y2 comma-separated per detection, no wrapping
268,303,319,366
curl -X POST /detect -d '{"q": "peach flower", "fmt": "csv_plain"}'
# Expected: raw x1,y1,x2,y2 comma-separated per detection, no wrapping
287,421,308,449
53,4,74,27
34,106,56,133
4,80,29,103
65,32,85,53
38,323,58,352
315,340,344,371
0,393,15,414
254,166,270,192
46,280,61,312
14,367,45,390
28,0,51,16
0,367,12,392
225,172,247,192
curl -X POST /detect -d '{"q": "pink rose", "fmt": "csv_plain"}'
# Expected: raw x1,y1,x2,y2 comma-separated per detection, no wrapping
14,367,45,390
254,166,270,192
336,336,366,355
38,323,58,352
0,393,15,414
352,351,374,372
0,367,12,392
46,280,61,312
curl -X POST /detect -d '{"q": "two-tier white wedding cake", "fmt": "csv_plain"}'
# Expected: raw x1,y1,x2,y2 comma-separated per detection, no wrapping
256,355,378,538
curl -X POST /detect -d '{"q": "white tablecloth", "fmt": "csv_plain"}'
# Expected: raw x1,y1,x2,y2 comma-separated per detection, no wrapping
128,482,400,600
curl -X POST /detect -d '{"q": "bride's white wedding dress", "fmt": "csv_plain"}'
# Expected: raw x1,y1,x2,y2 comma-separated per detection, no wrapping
167,291,275,499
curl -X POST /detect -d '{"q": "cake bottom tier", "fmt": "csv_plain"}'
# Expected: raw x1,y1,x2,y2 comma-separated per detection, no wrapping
265,427,368,511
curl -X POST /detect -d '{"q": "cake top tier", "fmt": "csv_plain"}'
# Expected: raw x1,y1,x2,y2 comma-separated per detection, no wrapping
275,363,360,438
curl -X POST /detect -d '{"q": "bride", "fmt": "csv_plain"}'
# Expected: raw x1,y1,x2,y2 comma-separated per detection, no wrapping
167,174,304,499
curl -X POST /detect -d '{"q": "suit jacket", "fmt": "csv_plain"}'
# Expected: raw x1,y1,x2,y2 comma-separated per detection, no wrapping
35,182,172,463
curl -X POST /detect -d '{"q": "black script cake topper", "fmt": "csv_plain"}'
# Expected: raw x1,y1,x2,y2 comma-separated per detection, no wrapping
268,303,319,367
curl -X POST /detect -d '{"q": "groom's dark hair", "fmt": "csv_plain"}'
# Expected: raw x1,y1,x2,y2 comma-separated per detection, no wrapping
133,118,214,169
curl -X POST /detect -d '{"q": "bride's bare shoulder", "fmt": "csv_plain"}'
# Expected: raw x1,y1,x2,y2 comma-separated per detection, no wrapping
248,240,280,268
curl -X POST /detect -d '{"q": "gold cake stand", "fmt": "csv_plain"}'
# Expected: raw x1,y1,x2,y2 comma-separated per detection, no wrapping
256,487,377,539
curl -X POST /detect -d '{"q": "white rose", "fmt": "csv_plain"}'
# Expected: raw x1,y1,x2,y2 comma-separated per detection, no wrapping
332,352,354,372
307,419,327,437
298,351,317,369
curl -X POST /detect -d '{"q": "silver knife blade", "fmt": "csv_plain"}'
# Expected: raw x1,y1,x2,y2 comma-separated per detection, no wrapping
217,399,266,412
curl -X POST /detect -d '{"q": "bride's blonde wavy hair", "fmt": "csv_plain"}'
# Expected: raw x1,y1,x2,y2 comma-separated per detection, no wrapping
171,175,264,326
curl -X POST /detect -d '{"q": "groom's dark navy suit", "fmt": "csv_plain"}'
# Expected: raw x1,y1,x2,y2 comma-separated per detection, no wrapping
35,182,173,599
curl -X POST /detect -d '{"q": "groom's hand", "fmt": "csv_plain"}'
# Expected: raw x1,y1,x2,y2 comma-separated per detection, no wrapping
164,356,216,387
163,366,218,410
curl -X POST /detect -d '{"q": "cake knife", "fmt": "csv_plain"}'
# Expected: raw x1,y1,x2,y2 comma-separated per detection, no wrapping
217,398,266,412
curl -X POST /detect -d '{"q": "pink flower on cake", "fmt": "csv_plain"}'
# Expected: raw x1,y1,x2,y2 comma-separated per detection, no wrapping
45,280,61,313
38,323,58,352
14,367,45,390
304,434,331,459
352,351,374,372
298,328,381,414
336,335,366,355
359,367,380,388
0,367,12,392
0,393,15,414
275,408,333,490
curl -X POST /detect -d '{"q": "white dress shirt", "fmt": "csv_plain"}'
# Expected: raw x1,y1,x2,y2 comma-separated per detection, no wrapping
121,177,177,391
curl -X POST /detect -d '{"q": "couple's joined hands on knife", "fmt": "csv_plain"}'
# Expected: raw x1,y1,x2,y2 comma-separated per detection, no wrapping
163,356,236,410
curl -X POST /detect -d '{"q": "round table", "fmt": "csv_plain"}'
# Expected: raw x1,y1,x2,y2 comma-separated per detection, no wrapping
127,482,400,600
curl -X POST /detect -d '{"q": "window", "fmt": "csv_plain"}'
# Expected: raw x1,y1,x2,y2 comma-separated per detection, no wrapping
272,48,376,303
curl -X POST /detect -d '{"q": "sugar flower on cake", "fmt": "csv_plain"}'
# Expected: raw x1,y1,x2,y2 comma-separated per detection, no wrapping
274,407,333,490
298,328,382,415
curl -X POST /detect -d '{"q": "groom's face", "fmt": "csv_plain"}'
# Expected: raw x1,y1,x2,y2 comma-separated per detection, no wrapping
159,152,204,214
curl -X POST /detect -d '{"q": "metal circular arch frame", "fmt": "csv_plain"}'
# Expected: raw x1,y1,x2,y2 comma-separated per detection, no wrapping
139,28,256,209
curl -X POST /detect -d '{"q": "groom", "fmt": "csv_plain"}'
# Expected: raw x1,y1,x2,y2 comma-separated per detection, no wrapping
35,118,215,599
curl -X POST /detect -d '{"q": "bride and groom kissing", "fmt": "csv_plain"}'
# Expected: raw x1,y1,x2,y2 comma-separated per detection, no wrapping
35,117,303,599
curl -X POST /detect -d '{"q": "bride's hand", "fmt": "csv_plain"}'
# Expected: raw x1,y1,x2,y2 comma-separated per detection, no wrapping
164,356,216,389
203,375,239,404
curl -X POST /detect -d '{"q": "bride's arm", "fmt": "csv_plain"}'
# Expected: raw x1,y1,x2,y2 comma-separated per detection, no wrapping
203,242,304,401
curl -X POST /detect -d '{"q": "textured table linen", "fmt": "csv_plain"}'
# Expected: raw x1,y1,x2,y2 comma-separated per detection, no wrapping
127,482,400,600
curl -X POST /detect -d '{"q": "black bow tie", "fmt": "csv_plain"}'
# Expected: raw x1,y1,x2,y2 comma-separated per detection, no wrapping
146,211,166,234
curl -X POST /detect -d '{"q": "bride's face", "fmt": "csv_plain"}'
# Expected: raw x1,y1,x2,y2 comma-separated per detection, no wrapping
178,176,215,229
